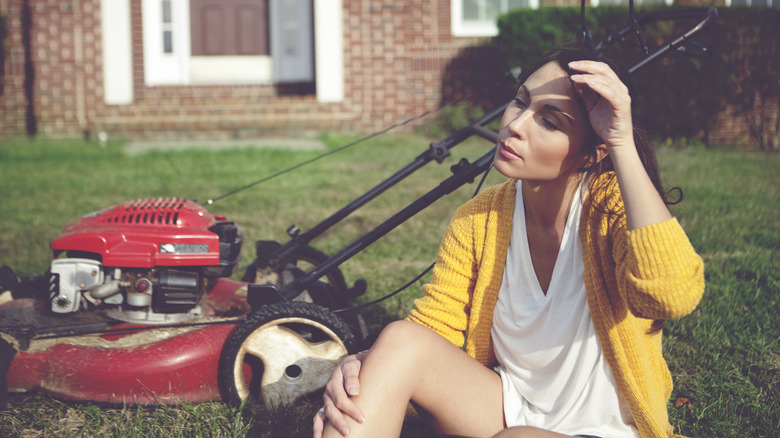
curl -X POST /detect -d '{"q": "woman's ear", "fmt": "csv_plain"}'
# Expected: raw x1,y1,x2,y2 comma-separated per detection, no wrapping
595,143,609,163
582,144,609,168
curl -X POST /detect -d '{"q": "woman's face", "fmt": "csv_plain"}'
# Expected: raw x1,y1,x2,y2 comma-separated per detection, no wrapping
494,61,590,185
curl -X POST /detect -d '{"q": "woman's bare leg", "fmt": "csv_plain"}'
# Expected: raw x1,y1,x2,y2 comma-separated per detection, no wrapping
322,320,504,438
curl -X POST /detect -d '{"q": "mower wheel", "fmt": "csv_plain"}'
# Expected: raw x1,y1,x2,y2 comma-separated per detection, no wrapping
242,245,349,308
0,337,15,411
218,301,355,408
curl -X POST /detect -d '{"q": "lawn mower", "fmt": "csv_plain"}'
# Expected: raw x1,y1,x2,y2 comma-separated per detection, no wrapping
0,3,718,411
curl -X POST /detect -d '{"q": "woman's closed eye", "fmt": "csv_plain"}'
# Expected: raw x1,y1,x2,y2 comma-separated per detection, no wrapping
541,117,560,131
514,96,562,132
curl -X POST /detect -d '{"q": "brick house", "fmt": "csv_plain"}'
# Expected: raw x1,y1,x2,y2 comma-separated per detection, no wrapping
0,0,530,140
0,0,772,144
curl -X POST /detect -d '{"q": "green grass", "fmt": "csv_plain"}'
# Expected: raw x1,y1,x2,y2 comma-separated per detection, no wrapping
0,136,777,437
656,145,779,437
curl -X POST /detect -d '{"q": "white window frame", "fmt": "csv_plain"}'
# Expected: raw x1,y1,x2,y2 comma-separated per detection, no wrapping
139,0,343,102
101,0,134,104
143,0,192,86
314,0,344,102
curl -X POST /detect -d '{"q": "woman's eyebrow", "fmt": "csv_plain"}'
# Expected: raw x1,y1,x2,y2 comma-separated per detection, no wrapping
544,104,575,126
517,85,530,98
519,84,575,126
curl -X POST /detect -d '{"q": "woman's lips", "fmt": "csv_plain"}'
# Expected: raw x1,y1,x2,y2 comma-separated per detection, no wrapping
498,142,521,160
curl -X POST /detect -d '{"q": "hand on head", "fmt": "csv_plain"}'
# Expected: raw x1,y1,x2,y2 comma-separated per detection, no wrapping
568,60,634,152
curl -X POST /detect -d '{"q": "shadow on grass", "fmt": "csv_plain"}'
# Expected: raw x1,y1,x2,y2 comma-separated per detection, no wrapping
242,392,439,438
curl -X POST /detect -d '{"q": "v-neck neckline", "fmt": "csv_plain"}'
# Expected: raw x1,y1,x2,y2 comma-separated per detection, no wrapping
516,180,582,299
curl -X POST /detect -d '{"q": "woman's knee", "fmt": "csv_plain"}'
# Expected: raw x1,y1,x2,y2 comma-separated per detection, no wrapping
372,320,425,351
369,320,439,365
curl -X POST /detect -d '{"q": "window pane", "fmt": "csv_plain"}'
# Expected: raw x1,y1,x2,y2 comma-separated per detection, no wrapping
163,30,173,53
506,0,529,12
162,0,172,23
463,0,480,20
484,0,501,20
162,0,172,53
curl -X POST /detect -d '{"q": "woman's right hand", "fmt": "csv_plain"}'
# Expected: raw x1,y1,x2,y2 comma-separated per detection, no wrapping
312,351,368,438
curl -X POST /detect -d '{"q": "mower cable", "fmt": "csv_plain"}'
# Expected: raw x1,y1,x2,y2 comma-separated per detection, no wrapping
206,78,512,205
333,162,495,314
333,262,435,315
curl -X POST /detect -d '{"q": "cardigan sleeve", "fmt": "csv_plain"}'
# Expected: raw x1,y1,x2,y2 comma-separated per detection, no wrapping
405,201,479,348
618,218,705,319
604,183,705,320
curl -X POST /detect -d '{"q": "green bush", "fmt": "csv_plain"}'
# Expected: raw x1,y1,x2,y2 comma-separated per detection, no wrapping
492,6,780,149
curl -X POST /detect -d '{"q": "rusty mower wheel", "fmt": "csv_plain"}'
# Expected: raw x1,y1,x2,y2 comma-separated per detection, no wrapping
242,245,349,309
218,301,355,408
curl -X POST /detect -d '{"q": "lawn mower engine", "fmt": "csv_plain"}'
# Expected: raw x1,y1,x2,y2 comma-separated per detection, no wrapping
46,197,242,324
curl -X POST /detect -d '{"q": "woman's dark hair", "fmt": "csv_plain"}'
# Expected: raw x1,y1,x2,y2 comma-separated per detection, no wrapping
518,44,682,207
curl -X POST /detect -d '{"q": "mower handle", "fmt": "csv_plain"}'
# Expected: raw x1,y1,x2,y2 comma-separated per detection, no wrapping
597,7,719,74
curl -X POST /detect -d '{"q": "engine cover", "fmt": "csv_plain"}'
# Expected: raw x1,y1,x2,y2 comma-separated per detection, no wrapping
43,198,243,321
50,198,241,272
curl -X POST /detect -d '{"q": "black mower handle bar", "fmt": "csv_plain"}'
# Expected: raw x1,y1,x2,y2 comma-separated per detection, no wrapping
597,7,719,74
257,101,507,273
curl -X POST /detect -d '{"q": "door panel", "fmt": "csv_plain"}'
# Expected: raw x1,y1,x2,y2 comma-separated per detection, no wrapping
190,0,269,56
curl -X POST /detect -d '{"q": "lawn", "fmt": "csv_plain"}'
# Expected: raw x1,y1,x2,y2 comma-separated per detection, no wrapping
0,135,777,437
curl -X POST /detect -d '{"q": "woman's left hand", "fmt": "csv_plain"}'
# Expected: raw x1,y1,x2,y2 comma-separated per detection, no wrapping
568,60,634,152
570,60,673,230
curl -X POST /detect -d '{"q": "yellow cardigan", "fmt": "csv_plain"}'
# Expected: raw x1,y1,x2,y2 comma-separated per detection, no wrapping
406,175,704,438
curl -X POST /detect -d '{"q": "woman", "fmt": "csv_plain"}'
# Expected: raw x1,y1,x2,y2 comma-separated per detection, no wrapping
312,45,704,438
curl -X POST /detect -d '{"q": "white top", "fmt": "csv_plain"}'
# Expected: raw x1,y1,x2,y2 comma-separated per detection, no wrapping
491,180,640,438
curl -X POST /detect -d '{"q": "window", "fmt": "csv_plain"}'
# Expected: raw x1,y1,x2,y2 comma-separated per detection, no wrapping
450,0,675,37
162,0,173,53
142,0,313,86
591,0,671,6
728,0,778,6
142,0,190,85
452,0,536,37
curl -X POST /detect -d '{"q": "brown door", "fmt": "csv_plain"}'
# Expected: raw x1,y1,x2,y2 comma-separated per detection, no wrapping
190,0,269,56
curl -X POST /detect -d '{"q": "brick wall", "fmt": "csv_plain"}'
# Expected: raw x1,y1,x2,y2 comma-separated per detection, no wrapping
708,99,779,149
1,0,494,140
0,0,28,136
34,0,101,138
340,1,496,133
0,0,767,145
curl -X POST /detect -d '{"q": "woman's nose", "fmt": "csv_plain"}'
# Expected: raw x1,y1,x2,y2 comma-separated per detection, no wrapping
508,108,533,137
